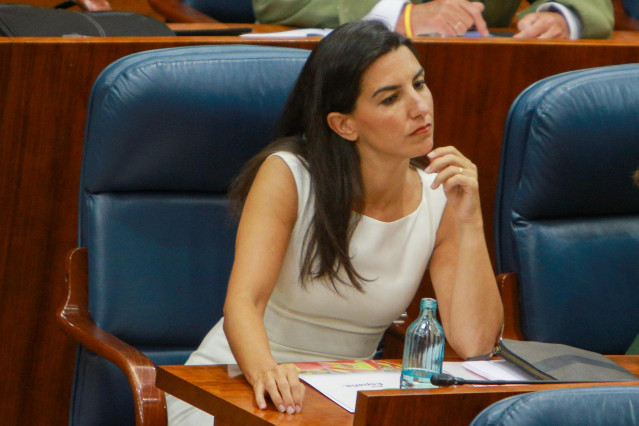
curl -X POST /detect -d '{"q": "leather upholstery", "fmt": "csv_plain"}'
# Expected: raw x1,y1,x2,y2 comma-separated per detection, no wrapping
494,64,639,354
183,0,254,22
471,386,639,426
623,0,639,19
70,45,310,425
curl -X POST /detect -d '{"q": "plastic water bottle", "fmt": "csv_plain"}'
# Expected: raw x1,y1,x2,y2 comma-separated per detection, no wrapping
400,298,445,389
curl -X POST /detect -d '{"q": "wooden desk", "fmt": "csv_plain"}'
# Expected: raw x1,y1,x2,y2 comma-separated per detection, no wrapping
157,356,639,426
2,28,639,424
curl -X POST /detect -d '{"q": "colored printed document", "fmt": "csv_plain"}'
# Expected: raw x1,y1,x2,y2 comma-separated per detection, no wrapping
289,360,401,412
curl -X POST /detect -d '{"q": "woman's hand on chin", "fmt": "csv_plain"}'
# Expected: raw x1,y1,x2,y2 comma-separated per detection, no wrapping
426,146,482,226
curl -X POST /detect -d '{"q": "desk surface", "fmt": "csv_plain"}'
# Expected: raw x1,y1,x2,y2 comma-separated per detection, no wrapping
157,356,639,426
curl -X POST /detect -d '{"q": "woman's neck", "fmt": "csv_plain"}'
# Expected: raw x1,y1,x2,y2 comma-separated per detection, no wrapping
357,158,421,222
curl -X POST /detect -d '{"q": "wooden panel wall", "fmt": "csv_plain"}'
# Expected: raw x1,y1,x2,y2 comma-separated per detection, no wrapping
1,35,639,424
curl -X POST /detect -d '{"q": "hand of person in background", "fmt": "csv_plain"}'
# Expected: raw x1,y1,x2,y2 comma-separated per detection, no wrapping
75,0,112,12
396,0,489,37
514,11,570,39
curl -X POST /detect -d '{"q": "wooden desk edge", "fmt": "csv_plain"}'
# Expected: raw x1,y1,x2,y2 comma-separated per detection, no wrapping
353,355,639,425
158,356,638,426
1,28,638,45
156,366,274,426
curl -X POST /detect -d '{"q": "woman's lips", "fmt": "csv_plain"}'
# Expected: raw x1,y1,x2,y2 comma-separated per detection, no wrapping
411,123,432,136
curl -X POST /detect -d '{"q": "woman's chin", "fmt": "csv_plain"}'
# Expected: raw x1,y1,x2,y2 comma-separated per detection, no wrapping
413,138,434,158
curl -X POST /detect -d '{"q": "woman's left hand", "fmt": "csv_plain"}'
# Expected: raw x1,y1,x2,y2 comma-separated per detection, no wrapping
426,146,481,225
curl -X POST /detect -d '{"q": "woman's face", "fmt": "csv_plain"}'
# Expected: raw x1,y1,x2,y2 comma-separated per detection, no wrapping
335,46,434,163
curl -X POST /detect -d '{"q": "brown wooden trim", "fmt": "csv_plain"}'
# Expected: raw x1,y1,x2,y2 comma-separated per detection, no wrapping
613,0,639,31
497,272,524,341
57,248,167,425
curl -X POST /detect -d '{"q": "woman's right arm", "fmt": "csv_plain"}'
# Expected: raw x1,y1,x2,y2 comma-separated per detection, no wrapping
222,155,305,414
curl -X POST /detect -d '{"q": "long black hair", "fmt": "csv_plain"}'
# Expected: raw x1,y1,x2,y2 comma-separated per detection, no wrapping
229,20,418,292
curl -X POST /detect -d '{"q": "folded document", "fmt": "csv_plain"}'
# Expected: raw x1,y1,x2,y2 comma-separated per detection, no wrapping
493,338,638,381
240,28,332,39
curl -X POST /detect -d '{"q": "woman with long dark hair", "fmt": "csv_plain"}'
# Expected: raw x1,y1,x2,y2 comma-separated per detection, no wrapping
167,20,503,424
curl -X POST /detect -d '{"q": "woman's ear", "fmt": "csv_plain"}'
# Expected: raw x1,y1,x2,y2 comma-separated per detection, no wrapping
327,112,358,141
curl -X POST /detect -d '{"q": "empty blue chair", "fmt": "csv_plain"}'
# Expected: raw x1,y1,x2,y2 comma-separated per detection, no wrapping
472,386,639,426
58,45,310,425
494,64,639,354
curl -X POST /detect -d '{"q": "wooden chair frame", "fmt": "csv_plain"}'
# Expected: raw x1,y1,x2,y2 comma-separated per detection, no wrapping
57,247,167,426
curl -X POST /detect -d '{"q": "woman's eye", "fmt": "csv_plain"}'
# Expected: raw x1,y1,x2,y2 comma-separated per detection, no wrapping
414,79,426,90
381,94,398,105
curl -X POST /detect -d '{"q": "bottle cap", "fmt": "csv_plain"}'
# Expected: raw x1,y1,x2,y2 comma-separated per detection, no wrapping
420,298,437,309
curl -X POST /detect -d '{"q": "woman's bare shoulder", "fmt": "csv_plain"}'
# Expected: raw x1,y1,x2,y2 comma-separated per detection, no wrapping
245,154,298,224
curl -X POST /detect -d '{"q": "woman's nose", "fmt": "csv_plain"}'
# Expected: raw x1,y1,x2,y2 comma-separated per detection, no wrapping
408,90,430,117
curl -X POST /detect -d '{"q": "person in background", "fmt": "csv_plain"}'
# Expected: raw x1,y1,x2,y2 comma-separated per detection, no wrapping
252,0,614,39
167,20,503,424
75,0,111,11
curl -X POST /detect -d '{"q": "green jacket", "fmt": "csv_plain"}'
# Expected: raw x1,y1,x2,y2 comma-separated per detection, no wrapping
252,0,614,39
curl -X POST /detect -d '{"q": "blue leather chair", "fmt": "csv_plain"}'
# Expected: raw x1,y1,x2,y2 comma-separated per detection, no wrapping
623,0,639,20
57,45,310,425
494,64,639,354
471,386,639,425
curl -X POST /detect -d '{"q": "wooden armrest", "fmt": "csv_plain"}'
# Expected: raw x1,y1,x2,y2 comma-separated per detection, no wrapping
496,272,524,341
57,247,166,426
382,318,409,359
148,0,220,23
387,313,409,337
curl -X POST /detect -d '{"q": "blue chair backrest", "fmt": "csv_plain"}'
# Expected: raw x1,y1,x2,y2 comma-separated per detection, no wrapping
494,64,639,354
184,0,255,22
472,386,639,426
623,0,639,19
71,45,310,425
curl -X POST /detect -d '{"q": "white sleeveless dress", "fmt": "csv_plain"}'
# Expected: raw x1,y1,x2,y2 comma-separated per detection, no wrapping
167,152,446,425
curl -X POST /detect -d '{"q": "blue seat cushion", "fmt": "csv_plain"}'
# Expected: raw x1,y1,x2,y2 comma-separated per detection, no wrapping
515,217,639,353
86,193,235,345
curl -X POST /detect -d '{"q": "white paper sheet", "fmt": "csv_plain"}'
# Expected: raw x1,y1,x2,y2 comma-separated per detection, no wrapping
300,371,400,413
299,361,480,413
462,360,535,381
240,28,333,39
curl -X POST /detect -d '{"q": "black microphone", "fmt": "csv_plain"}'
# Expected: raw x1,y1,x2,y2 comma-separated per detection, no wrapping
430,373,599,387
